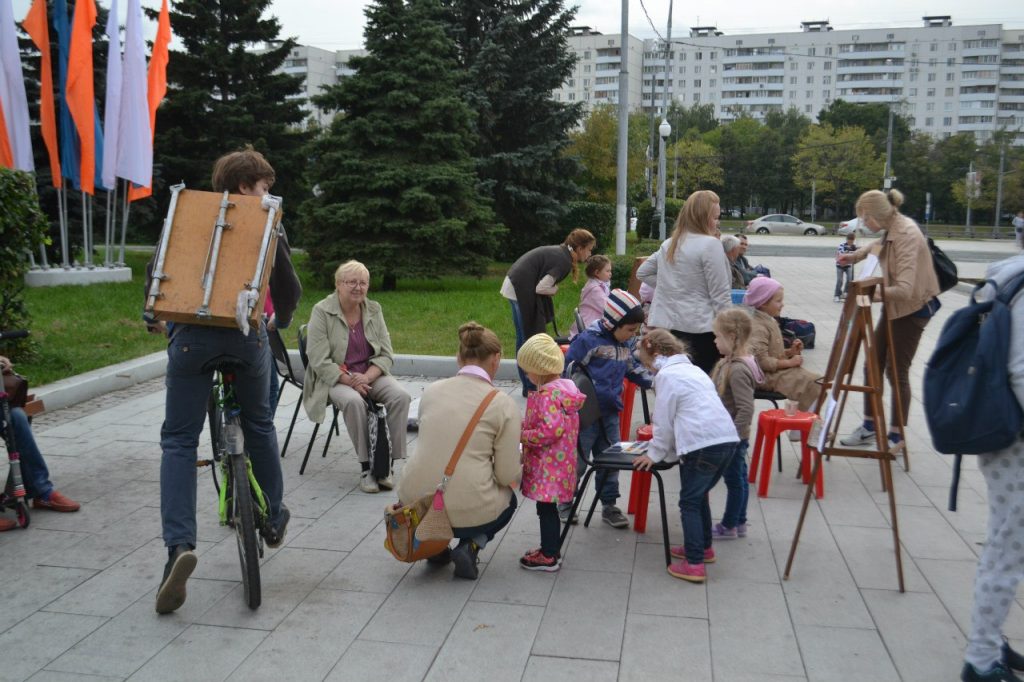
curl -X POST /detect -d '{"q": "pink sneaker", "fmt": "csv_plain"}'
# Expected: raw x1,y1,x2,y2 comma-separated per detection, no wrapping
711,523,738,539
669,546,716,563
737,523,748,538
667,559,706,582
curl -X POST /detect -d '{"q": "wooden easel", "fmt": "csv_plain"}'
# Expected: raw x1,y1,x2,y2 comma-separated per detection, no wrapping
782,277,908,592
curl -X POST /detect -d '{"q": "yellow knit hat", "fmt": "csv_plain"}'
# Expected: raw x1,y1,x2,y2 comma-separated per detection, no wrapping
517,333,564,376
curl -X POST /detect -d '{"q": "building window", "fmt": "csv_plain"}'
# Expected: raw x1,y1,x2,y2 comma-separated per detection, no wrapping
823,75,831,84
807,76,814,84
696,52,703,60
711,65,717,74
790,76,798,84
930,43,937,52
805,104,813,112
711,51,717,60
909,87,917,96
808,61,815,69
824,61,831,70
887,33,895,40
790,91,796,99
926,102,935,111
808,47,816,56
950,42,957,51
584,64,591,72
927,87,935,96
929,58,937,66
694,79,702,88
695,65,701,74
790,61,797,70
947,57,955,66
945,87,953,96
806,90,813,98
947,73,955,81
568,79,574,87
568,92,575,101
584,51,591,59
583,78,590,86
693,93,700,102
943,116,952,126
925,116,933,125
710,79,716,87
928,73,936,82
825,46,832,55
823,89,830,99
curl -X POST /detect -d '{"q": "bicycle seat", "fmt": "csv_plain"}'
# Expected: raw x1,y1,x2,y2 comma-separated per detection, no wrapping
201,355,246,374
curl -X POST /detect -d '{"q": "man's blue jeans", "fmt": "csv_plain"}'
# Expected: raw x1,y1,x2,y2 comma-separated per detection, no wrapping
678,442,737,564
3,407,54,500
579,414,622,505
160,324,284,549
507,299,535,394
720,439,749,529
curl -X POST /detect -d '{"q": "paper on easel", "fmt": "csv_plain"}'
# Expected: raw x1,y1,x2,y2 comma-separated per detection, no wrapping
817,396,837,451
855,254,879,280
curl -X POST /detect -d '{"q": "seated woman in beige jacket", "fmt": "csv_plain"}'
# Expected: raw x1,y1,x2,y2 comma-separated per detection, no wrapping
396,322,521,581
743,276,822,411
302,260,411,494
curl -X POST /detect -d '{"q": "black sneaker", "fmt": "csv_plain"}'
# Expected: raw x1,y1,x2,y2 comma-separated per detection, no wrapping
156,545,197,614
1005,638,1024,671
602,504,629,529
451,541,480,580
262,504,290,548
962,662,1023,682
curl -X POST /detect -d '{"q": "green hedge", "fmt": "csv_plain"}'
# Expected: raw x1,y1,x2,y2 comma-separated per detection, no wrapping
557,201,615,251
0,169,49,357
636,198,684,240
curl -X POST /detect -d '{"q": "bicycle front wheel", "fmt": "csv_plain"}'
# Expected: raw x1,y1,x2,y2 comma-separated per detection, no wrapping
230,453,262,609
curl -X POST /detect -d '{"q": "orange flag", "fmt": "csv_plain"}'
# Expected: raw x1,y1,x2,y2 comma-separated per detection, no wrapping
0,104,13,168
128,0,170,202
22,0,62,187
65,0,96,193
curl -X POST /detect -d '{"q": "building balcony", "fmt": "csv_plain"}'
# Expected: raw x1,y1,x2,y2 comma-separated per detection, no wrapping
839,93,905,103
960,91,998,101
837,48,904,60
722,53,787,65
595,55,621,65
836,64,904,74
962,47,1002,58
720,95,784,106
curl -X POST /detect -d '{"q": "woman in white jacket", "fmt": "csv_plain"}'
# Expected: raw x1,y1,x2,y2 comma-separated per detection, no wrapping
636,190,732,374
961,254,1024,682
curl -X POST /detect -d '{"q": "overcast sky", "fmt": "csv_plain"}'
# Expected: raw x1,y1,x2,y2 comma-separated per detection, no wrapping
9,0,1024,51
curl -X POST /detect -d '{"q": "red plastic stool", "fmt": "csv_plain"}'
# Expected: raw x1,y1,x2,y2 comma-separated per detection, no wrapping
619,380,637,441
626,423,654,532
748,408,823,499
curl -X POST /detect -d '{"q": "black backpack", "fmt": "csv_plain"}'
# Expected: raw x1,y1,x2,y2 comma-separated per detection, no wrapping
923,269,1024,509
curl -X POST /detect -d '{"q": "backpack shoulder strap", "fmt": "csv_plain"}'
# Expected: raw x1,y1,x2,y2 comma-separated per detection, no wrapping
996,270,1024,304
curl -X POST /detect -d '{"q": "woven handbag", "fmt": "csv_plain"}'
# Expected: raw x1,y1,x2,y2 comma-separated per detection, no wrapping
384,389,499,563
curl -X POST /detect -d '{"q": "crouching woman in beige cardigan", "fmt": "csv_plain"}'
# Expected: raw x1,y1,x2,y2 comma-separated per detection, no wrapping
396,322,522,581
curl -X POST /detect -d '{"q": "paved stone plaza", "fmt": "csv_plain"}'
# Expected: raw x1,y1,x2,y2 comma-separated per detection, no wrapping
1,237,1020,681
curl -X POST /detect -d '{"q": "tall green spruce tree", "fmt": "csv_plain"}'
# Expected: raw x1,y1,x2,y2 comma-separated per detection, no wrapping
148,0,308,237
441,0,583,255
301,0,499,290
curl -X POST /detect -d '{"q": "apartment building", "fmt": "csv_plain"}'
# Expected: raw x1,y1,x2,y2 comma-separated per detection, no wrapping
638,17,1024,144
554,26,645,110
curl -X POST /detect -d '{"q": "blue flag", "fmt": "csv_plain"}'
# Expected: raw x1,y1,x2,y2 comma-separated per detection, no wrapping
53,0,80,190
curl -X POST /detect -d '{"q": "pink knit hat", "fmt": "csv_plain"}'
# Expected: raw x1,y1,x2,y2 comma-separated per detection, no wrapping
743,276,783,309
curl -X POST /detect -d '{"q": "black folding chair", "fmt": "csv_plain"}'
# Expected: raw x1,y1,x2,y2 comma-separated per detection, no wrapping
297,324,341,475
267,326,305,458
558,367,675,565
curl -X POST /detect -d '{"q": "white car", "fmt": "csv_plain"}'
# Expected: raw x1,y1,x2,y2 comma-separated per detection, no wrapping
837,217,872,236
745,214,826,236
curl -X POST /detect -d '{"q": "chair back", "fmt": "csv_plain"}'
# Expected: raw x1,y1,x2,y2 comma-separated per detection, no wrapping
570,364,602,433
297,324,310,369
573,307,585,334
267,325,299,385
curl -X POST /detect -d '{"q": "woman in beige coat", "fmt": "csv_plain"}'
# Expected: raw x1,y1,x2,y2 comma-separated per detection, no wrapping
396,322,521,580
838,189,940,448
744,276,822,411
302,260,411,493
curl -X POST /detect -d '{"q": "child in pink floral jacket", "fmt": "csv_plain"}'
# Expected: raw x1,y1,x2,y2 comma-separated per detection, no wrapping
516,333,585,572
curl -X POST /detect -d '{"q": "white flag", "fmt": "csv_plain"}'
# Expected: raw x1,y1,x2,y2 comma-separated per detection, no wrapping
0,0,34,171
115,0,151,186
101,0,121,189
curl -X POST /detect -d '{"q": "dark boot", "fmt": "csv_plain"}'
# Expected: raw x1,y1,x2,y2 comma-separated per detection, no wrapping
262,504,290,548
1004,639,1024,672
962,662,1023,682
451,540,480,580
156,545,197,615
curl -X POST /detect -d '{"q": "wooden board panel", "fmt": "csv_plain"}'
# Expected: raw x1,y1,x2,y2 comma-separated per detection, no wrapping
149,190,282,329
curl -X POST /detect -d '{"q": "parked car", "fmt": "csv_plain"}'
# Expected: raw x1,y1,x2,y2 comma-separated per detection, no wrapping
745,214,826,236
837,217,872,236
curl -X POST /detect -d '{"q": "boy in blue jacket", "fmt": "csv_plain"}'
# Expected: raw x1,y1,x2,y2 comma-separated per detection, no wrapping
564,289,652,528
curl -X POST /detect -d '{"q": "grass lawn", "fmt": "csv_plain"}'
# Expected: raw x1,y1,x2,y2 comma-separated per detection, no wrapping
9,250,595,386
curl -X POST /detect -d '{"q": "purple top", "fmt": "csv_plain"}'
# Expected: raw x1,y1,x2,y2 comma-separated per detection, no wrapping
344,320,372,374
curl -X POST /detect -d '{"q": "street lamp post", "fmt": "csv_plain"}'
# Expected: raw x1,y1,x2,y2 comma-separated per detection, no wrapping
966,160,975,238
658,119,672,240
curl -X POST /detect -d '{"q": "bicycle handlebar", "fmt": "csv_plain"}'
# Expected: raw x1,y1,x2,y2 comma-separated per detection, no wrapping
0,330,29,341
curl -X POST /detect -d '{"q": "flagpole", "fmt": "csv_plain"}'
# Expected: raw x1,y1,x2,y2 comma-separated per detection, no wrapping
80,191,90,268
104,185,115,267
58,185,69,268
31,180,50,269
118,180,130,266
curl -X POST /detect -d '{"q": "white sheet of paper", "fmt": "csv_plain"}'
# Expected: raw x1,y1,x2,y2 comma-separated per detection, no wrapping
856,254,879,281
818,396,838,452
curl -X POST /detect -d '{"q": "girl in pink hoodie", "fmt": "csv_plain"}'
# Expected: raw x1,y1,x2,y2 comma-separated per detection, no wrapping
709,308,763,540
516,333,585,571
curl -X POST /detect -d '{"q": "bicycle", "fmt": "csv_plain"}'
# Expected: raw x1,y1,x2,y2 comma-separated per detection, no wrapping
0,329,31,529
198,359,271,609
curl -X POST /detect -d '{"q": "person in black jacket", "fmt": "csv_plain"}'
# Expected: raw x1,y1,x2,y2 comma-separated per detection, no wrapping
500,229,595,394
145,148,301,615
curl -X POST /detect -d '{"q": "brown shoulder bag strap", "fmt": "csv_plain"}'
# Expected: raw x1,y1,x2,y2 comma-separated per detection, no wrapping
441,389,500,483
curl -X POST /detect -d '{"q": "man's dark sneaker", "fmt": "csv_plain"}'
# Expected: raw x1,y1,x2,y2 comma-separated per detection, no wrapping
1004,638,1024,671
962,662,1024,682
602,504,629,529
262,504,290,548
156,545,197,614
451,541,480,580
426,547,452,566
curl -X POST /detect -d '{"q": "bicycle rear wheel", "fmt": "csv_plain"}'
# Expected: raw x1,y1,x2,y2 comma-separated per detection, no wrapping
230,453,261,609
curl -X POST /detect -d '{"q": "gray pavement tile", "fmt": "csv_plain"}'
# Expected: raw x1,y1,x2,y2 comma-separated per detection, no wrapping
561,512,638,573
879,504,978,562
470,530,557,607
424,602,543,681
531,568,630,661
325,640,437,682
796,624,900,682
862,588,966,680
125,624,267,682
319,530,412,594
38,507,162,571
521,656,619,681
358,563,478,647
227,589,385,682
620,612,711,681
0,565,97,630
287,492,388,553
916,557,1024,640
708,580,801,678
197,546,345,631
46,579,236,679
627,541,708,619
829,524,930,592
0,611,108,682
28,672,123,682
